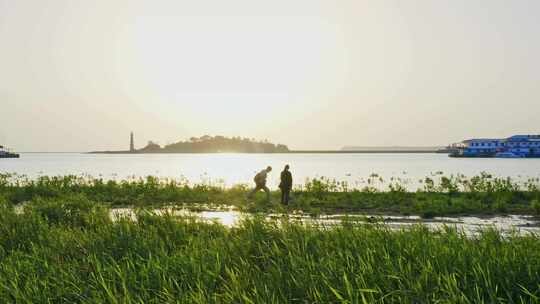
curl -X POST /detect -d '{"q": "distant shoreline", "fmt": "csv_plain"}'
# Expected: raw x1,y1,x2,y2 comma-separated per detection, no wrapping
88,150,439,154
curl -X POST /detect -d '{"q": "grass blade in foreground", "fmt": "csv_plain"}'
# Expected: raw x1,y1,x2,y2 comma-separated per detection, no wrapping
0,198,539,302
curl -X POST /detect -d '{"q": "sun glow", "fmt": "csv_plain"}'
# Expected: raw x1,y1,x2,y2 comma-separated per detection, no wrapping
128,13,351,132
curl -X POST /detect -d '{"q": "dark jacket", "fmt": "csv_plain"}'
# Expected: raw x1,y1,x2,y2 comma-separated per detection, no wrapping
279,170,292,190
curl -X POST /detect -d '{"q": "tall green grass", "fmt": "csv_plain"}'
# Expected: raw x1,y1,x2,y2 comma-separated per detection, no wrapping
1,172,540,216
0,198,539,303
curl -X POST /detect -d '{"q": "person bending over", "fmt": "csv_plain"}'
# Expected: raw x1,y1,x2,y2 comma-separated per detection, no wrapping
247,166,272,201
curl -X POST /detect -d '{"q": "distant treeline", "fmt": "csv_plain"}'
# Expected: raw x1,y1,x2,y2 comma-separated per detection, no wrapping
138,135,289,153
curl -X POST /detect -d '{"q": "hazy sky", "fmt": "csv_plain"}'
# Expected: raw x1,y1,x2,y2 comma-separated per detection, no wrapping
1,0,539,151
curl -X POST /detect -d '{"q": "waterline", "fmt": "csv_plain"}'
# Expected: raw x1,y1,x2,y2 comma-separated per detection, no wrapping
108,206,540,236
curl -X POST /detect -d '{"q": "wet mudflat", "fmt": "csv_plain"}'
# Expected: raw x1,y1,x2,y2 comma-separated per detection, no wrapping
109,206,540,236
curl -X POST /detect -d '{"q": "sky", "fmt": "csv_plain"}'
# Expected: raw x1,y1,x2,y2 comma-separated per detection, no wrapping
1,0,539,152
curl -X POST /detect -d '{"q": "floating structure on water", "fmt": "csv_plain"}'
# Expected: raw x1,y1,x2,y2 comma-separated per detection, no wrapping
449,135,540,158
0,145,19,158
436,144,461,154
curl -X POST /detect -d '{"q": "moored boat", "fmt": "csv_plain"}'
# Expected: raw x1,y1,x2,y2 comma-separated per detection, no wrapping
0,145,19,158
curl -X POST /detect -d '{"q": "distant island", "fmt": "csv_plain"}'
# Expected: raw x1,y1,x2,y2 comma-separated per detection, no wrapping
91,134,290,154
91,133,446,154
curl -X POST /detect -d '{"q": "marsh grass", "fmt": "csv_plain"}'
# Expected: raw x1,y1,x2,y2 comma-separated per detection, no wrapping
0,198,539,303
1,172,539,216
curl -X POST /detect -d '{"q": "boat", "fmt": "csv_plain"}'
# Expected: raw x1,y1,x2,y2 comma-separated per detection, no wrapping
0,145,19,158
448,135,540,158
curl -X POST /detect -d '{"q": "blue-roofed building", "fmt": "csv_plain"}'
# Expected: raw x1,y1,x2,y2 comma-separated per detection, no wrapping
450,135,540,158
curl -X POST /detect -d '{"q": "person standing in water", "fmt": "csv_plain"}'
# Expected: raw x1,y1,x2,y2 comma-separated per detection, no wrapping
247,166,272,201
279,165,292,205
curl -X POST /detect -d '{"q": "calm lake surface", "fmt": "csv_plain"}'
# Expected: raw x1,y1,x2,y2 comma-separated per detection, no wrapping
2,153,540,189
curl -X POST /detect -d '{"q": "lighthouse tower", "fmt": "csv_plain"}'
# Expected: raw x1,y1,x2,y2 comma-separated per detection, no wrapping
130,132,135,152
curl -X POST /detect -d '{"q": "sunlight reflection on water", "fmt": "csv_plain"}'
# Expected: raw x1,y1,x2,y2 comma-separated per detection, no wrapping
3,153,540,190
13,205,540,236
108,207,540,237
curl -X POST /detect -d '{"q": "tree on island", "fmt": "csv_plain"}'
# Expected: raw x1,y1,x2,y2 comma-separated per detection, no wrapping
137,135,289,153
138,141,162,153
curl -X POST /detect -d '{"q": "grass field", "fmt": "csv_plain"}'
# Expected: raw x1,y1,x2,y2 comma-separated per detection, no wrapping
1,173,540,302
0,195,539,303
1,173,540,217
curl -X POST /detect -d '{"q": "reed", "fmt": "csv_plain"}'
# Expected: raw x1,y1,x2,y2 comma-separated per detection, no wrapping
1,172,539,216
0,198,538,303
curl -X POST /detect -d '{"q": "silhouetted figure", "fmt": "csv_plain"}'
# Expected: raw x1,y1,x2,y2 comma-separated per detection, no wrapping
279,165,292,205
247,166,272,201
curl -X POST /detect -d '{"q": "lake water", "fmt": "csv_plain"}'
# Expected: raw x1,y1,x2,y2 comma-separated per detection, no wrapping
1,153,540,189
